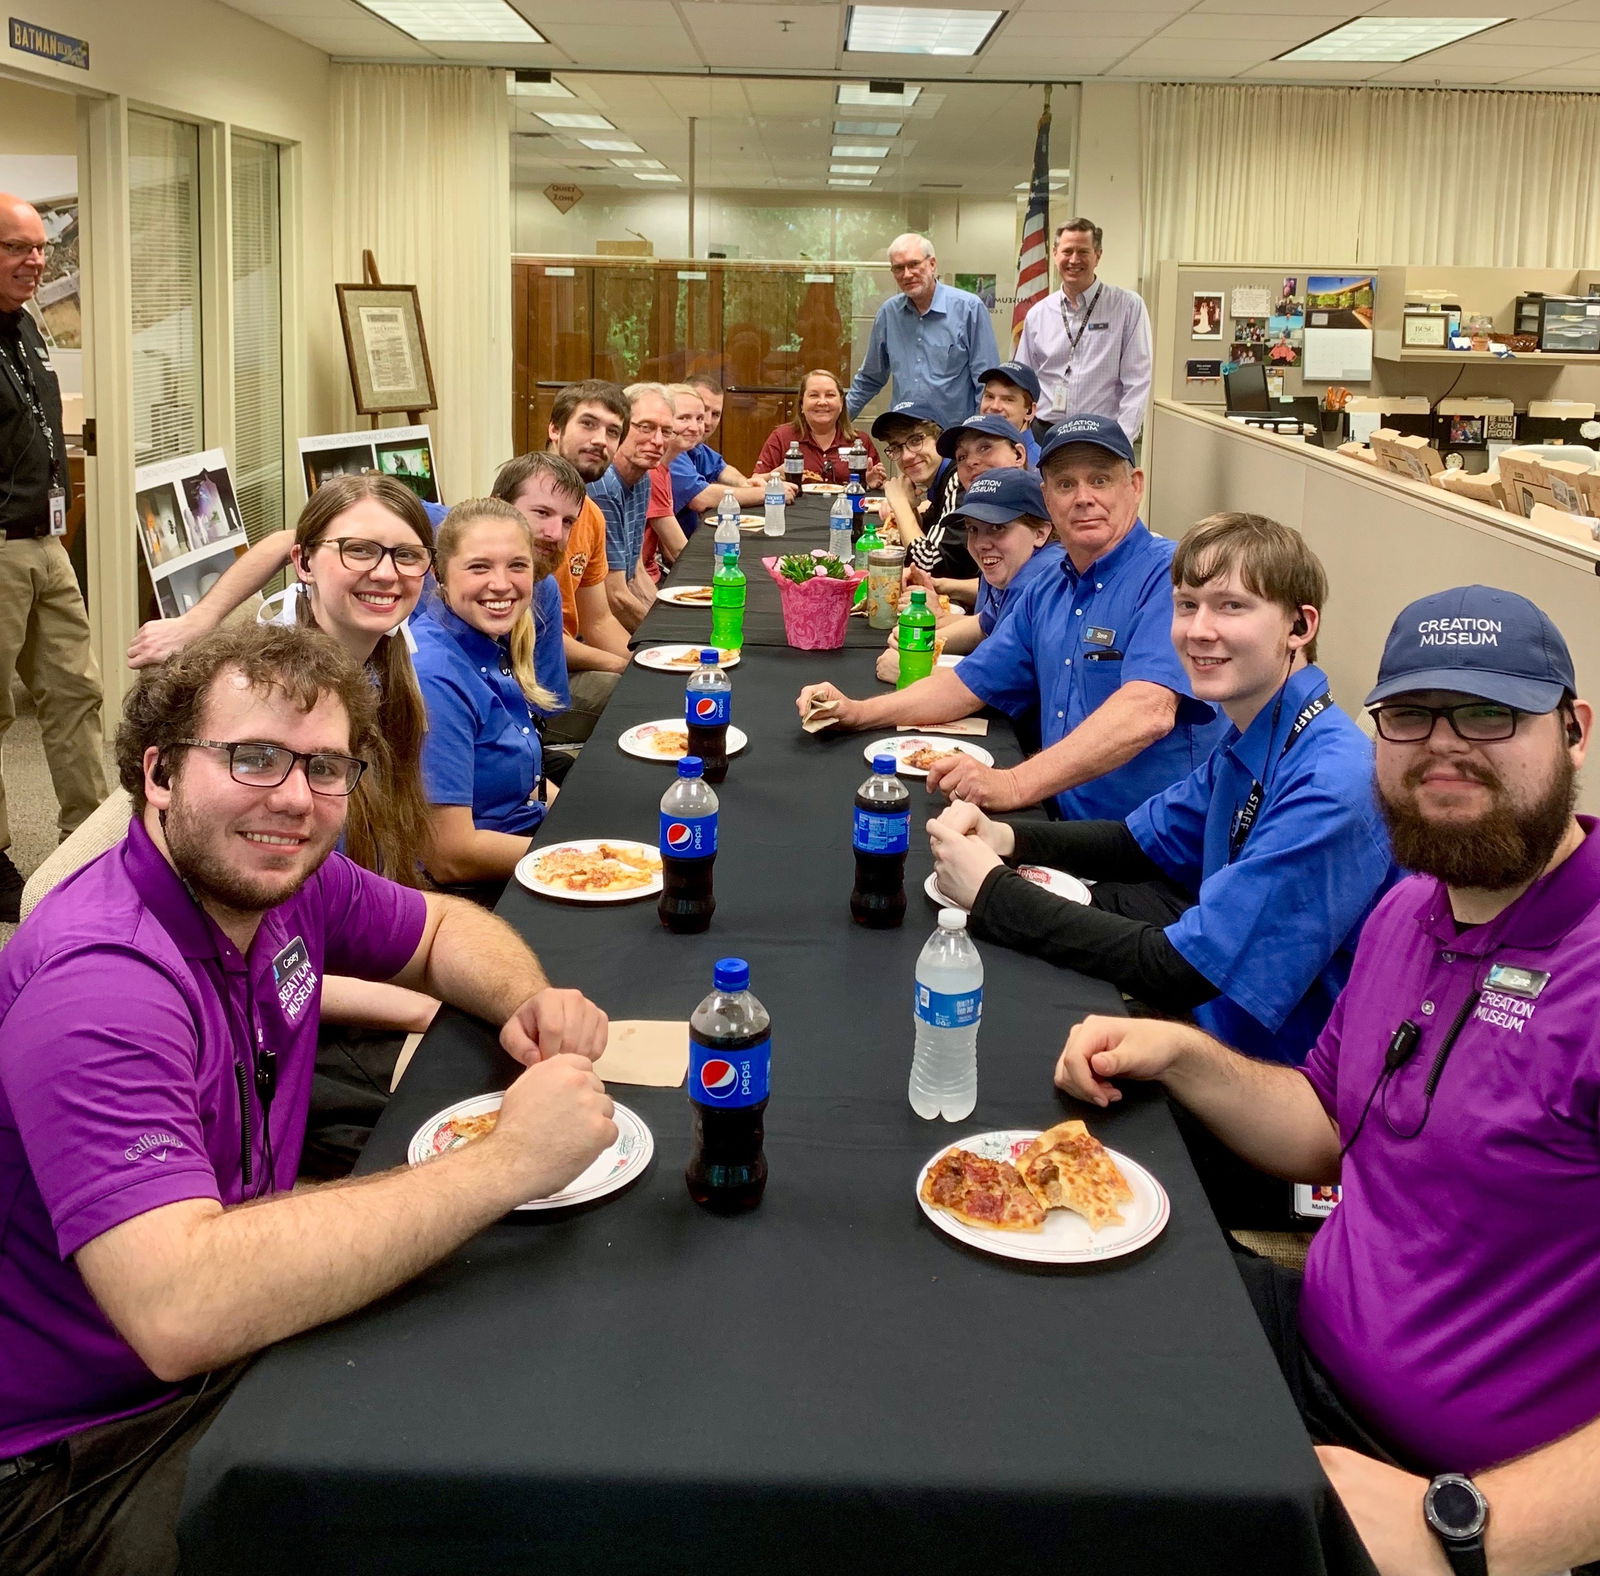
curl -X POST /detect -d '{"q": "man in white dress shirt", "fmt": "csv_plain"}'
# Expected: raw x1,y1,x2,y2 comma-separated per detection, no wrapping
1015,219,1152,444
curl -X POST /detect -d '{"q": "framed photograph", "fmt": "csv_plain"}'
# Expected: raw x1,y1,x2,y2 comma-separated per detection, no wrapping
335,284,437,415
1191,292,1224,340
1403,313,1448,349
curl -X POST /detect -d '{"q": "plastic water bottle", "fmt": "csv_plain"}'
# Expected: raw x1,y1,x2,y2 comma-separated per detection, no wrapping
896,587,937,689
909,909,982,1121
714,492,741,563
763,473,787,537
784,440,804,497
710,552,745,652
828,495,853,562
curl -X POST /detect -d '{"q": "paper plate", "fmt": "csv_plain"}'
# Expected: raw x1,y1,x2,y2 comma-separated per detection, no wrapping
923,865,1091,910
738,515,766,531
633,644,741,672
619,719,749,762
804,481,846,495
916,1130,1169,1264
410,1094,653,1211
863,735,995,777
514,838,663,902
658,584,715,607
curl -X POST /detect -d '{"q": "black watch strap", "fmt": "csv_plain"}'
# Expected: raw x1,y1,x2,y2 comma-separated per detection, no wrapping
1425,1474,1489,1576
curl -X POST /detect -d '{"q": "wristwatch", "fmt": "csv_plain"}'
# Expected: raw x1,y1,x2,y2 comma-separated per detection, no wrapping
1423,1473,1489,1576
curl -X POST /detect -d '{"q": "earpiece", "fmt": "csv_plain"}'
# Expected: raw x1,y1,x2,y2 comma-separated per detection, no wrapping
1290,614,1308,638
152,752,172,789
1567,718,1583,747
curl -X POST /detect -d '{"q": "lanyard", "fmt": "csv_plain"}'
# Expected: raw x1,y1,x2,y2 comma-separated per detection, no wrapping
0,325,61,487
1057,283,1103,379
1227,689,1333,862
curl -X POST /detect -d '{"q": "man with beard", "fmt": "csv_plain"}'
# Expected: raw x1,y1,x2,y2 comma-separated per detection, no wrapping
1053,585,1600,1576
0,622,615,1575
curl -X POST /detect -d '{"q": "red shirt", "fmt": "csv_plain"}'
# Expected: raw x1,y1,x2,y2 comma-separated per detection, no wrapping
754,423,879,484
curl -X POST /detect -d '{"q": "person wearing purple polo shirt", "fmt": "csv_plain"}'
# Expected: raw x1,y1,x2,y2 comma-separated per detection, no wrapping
1055,585,1600,1576
0,623,614,1575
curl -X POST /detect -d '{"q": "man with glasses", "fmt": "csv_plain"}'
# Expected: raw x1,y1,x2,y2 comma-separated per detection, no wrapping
0,622,615,1574
1015,219,1152,443
0,193,107,921
1051,585,1600,1576
846,234,999,432
591,383,673,633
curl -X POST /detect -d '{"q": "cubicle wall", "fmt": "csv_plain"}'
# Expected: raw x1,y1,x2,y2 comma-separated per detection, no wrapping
1147,399,1600,816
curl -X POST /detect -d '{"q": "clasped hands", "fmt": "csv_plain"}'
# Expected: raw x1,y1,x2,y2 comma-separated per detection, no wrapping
925,800,1015,909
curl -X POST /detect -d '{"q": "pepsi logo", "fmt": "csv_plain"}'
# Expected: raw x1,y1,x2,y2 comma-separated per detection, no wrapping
699,1058,740,1097
693,697,720,720
666,821,695,852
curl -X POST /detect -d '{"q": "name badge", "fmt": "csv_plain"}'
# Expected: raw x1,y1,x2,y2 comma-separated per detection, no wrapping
47,486,66,535
1085,625,1116,646
272,935,309,987
1483,963,1550,1000
1088,322,1109,331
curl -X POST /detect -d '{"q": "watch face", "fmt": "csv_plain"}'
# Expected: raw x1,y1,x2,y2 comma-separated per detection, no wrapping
1428,1477,1487,1539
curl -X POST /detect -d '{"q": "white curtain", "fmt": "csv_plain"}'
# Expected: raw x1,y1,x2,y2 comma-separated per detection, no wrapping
331,65,510,499
1142,83,1600,281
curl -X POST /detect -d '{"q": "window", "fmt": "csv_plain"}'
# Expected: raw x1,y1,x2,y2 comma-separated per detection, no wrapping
128,112,202,465
231,135,284,543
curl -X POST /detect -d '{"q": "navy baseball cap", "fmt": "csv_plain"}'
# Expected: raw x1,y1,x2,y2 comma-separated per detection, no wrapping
870,399,943,441
935,412,1030,459
948,469,1048,526
979,360,1042,405
1365,586,1575,713
1037,414,1136,469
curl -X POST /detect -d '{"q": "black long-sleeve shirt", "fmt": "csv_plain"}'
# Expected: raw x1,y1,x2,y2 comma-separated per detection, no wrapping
0,307,64,533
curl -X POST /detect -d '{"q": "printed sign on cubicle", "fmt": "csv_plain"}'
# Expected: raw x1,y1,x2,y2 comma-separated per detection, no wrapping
298,425,439,506
133,448,250,620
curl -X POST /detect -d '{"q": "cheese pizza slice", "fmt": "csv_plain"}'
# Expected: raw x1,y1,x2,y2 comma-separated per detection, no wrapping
1014,1120,1133,1232
920,1148,1046,1233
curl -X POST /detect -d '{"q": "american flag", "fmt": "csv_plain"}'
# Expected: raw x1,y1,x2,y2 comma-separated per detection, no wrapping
1011,86,1053,347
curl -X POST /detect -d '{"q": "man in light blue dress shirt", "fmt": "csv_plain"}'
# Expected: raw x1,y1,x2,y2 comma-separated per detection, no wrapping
846,233,1000,432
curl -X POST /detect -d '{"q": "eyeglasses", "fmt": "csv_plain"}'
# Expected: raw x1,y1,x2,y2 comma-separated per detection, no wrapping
1369,702,1521,744
0,240,51,260
170,739,368,795
881,434,934,459
313,536,434,576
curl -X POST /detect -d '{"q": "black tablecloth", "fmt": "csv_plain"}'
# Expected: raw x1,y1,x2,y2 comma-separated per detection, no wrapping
179,573,1370,1576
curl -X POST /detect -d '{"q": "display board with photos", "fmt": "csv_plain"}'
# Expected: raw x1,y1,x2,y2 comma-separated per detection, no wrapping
132,448,250,620
297,425,440,506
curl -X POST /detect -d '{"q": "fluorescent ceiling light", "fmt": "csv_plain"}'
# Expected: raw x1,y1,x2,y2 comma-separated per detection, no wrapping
831,162,881,174
1278,16,1505,61
536,111,616,129
611,157,666,169
835,120,902,136
355,0,544,42
838,82,922,107
830,178,873,187
578,137,643,151
833,143,891,158
845,5,1003,57
509,76,573,98
633,172,682,182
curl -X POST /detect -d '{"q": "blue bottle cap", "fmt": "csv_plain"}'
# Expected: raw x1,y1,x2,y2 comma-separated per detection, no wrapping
678,755,704,778
713,957,749,992
700,648,718,663
872,753,898,774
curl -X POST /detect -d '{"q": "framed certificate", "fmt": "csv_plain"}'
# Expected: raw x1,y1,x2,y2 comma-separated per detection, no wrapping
1402,313,1448,349
335,283,437,415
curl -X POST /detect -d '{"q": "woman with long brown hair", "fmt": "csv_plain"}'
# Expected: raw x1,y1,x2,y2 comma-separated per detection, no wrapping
754,369,886,485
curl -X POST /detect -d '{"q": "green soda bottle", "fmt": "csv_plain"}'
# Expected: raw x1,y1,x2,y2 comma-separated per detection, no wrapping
896,586,937,689
852,517,882,606
710,550,746,651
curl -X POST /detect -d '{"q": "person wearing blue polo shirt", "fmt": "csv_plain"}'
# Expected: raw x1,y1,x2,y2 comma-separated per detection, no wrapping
798,415,1225,823
412,487,574,895
928,512,1397,1067
907,412,1031,599
666,383,794,539
978,360,1043,467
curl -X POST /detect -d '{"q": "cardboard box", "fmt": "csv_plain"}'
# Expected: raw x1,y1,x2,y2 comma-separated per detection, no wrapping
1527,400,1597,421
1509,479,1560,518
1370,429,1445,482
1433,468,1505,508
1528,501,1600,548
1336,442,1377,465
1537,458,1592,515
1497,449,1549,497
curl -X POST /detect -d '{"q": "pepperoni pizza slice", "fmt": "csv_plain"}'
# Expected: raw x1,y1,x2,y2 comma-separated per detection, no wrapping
1013,1120,1133,1232
920,1147,1047,1233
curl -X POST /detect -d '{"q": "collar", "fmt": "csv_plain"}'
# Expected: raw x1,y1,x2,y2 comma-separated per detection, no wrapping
903,282,949,318
1418,815,1600,956
1060,518,1150,585
119,815,240,968
1062,278,1100,311
1223,664,1331,781
418,594,509,670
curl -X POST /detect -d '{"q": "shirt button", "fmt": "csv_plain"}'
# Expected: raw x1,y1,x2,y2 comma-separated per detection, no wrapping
1063,658,1072,666
1441,952,1455,964
479,666,488,674
1075,609,1083,617
522,726,530,735
1421,1001,1435,1016
1095,582,1103,590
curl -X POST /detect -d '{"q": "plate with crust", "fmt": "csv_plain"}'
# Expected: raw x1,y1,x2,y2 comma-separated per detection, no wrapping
863,735,995,777
657,584,715,606
924,866,1091,910
515,838,664,902
619,719,749,762
633,644,742,672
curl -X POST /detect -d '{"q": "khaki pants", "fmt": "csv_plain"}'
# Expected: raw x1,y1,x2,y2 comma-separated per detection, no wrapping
0,535,107,848
544,667,621,746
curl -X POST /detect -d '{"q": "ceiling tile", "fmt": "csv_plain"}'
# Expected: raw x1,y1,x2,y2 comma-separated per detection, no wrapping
1154,11,1350,38
1363,0,1553,14
997,8,1189,34
1534,0,1600,18
539,22,706,65
1112,35,1280,59
1236,58,1399,77
1502,62,1600,79
1484,17,1600,40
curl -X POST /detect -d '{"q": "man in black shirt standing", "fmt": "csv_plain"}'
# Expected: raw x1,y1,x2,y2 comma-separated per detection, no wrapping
0,193,106,919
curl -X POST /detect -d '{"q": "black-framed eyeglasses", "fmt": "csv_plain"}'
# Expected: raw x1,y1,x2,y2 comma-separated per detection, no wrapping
1369,702,1521,744
0,239,52,260
881,434,933,459
170,740,368,796
312,536,435,576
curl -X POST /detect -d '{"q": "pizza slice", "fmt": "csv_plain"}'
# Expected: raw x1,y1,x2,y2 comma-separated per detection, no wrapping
1013,1120,1133,1231
920,1148,1046,1233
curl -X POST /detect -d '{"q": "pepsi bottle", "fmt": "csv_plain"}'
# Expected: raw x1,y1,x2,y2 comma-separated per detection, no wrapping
685,649,732,784
687,957,770,1213
659,755,718,933
851,752,910,928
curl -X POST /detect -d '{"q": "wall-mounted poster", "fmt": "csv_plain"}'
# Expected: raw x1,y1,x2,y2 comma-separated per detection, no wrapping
953,272,998,309
1304,275,1375,330
1191,292,1224,340
298,425,440,504
133,448,249,619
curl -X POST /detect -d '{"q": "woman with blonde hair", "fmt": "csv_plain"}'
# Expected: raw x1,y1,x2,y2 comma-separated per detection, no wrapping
754,368,886,485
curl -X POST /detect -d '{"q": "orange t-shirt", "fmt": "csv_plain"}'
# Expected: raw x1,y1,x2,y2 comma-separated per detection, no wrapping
552,498,610,639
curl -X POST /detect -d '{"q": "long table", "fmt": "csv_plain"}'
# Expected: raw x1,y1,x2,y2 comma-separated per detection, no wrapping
178,498,1370,1575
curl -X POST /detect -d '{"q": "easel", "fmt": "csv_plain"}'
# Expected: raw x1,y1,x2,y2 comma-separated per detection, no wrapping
360,250,432,430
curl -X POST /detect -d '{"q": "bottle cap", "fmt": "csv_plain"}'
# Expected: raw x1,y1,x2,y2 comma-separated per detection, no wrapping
871,753,898,774
678,755,705,778
909,588,927,605
699,648,718,663
713,957,750,992
938,908,967,930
